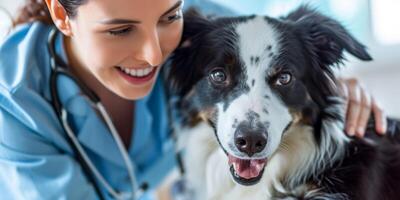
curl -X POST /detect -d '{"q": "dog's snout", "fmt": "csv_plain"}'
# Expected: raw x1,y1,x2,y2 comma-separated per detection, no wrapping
234,126,267,157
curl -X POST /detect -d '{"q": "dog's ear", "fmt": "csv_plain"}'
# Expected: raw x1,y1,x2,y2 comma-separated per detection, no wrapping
168,8,214,96
286,6,372,67
179,8,214,46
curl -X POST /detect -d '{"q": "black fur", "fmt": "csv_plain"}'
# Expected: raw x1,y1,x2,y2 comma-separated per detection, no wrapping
308,119,400,200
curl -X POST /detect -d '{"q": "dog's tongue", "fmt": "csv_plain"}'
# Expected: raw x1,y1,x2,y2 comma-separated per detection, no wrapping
228,155,267,179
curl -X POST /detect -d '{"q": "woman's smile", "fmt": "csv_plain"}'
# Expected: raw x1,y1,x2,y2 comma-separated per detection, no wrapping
116,65,158,85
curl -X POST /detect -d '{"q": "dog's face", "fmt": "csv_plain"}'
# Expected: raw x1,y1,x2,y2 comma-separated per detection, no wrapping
170,7,371,186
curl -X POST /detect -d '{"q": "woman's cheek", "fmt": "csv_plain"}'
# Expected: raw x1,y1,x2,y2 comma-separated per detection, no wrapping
89,36,127,70
159,21,183,58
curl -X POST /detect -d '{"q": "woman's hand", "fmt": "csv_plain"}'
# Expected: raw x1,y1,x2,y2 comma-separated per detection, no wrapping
338,78,387,138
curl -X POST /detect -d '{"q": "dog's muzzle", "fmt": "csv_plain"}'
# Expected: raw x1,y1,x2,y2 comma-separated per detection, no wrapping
234,123,268,157
227,123,268,185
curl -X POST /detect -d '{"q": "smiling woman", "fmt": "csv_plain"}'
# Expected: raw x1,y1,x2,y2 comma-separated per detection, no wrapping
36,0,183,101
0,0,185,199
0,0,392,199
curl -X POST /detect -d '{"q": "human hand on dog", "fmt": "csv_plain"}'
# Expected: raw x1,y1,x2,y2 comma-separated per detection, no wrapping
338,78,387,138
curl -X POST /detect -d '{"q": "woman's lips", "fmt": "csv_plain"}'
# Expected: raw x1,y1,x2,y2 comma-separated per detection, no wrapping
116,66,158,85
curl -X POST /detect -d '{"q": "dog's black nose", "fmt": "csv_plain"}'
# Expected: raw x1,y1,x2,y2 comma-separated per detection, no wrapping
234,126,267,157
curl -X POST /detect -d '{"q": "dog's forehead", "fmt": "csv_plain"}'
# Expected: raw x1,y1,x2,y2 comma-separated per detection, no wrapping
233,16,281,69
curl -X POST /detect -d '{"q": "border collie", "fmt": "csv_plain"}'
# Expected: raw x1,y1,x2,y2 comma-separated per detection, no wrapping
168,6,400,200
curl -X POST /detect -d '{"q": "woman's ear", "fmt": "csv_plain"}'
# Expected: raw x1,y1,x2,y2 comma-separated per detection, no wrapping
44,0,73,36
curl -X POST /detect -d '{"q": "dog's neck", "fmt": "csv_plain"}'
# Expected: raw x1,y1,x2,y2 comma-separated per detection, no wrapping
261,116,349,197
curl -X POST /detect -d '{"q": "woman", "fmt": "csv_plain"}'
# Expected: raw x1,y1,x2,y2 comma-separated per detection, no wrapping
0,0,387,199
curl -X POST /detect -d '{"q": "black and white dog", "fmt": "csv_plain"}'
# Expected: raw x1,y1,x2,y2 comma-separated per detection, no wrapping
168,6,400,200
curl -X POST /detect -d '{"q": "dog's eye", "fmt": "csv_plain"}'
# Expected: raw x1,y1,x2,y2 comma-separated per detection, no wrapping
275,72,292,86
209,68,228,85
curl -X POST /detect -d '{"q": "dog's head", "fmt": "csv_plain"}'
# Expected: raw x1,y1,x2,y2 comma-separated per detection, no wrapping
169,6,372,186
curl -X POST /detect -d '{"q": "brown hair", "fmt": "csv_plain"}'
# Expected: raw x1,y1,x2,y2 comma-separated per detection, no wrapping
14,0,88,27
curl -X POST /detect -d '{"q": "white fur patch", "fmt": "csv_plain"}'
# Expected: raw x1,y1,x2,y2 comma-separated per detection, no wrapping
180,122,219,200
215,17,293,159
235,16,280,68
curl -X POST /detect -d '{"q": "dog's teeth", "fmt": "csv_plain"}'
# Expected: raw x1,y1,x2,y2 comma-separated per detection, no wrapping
255,163,264,172
234,171,240,178
232,163,240,178
233,163,239,172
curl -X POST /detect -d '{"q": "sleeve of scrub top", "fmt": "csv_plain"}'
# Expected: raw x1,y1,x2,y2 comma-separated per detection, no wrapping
0,107,100,200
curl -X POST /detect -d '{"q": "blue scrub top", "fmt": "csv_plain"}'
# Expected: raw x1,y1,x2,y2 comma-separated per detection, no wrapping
0,21,177,199
0,1,235,199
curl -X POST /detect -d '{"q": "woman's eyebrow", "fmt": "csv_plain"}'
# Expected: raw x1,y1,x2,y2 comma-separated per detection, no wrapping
98,0,183,25
98,19,141,25
161,0,183,16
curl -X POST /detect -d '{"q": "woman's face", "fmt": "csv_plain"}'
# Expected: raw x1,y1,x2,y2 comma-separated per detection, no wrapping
68,0,183,100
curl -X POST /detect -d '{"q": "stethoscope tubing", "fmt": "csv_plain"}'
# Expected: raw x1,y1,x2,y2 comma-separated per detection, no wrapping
48,27,140,200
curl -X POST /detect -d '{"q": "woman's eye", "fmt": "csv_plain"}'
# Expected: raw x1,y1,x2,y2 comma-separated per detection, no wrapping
209,68,228,85
108,27,133,36
275,72,292,86
161,10,183,24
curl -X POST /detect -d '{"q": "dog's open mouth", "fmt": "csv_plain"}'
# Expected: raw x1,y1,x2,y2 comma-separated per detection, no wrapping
228,155,267,186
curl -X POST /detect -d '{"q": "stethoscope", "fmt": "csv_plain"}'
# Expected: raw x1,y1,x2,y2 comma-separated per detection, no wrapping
47,27,145,200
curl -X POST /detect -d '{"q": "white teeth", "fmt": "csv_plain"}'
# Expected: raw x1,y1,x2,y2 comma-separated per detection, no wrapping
120,66,154,77
130,69,137,76
233,163,239,172
123,68,130,74
255,163,264,172
137,69,144,76
144,68,151,75
234,171,240,178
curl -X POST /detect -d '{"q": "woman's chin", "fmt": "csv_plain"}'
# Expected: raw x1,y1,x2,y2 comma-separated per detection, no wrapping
117,83,156,100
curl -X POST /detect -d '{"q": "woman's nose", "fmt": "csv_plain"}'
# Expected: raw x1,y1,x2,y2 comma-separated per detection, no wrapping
136,30,163,66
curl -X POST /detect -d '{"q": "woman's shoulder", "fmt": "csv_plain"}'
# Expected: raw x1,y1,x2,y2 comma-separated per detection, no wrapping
0,23,72,148
0,22,53,95
0,22,58,133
